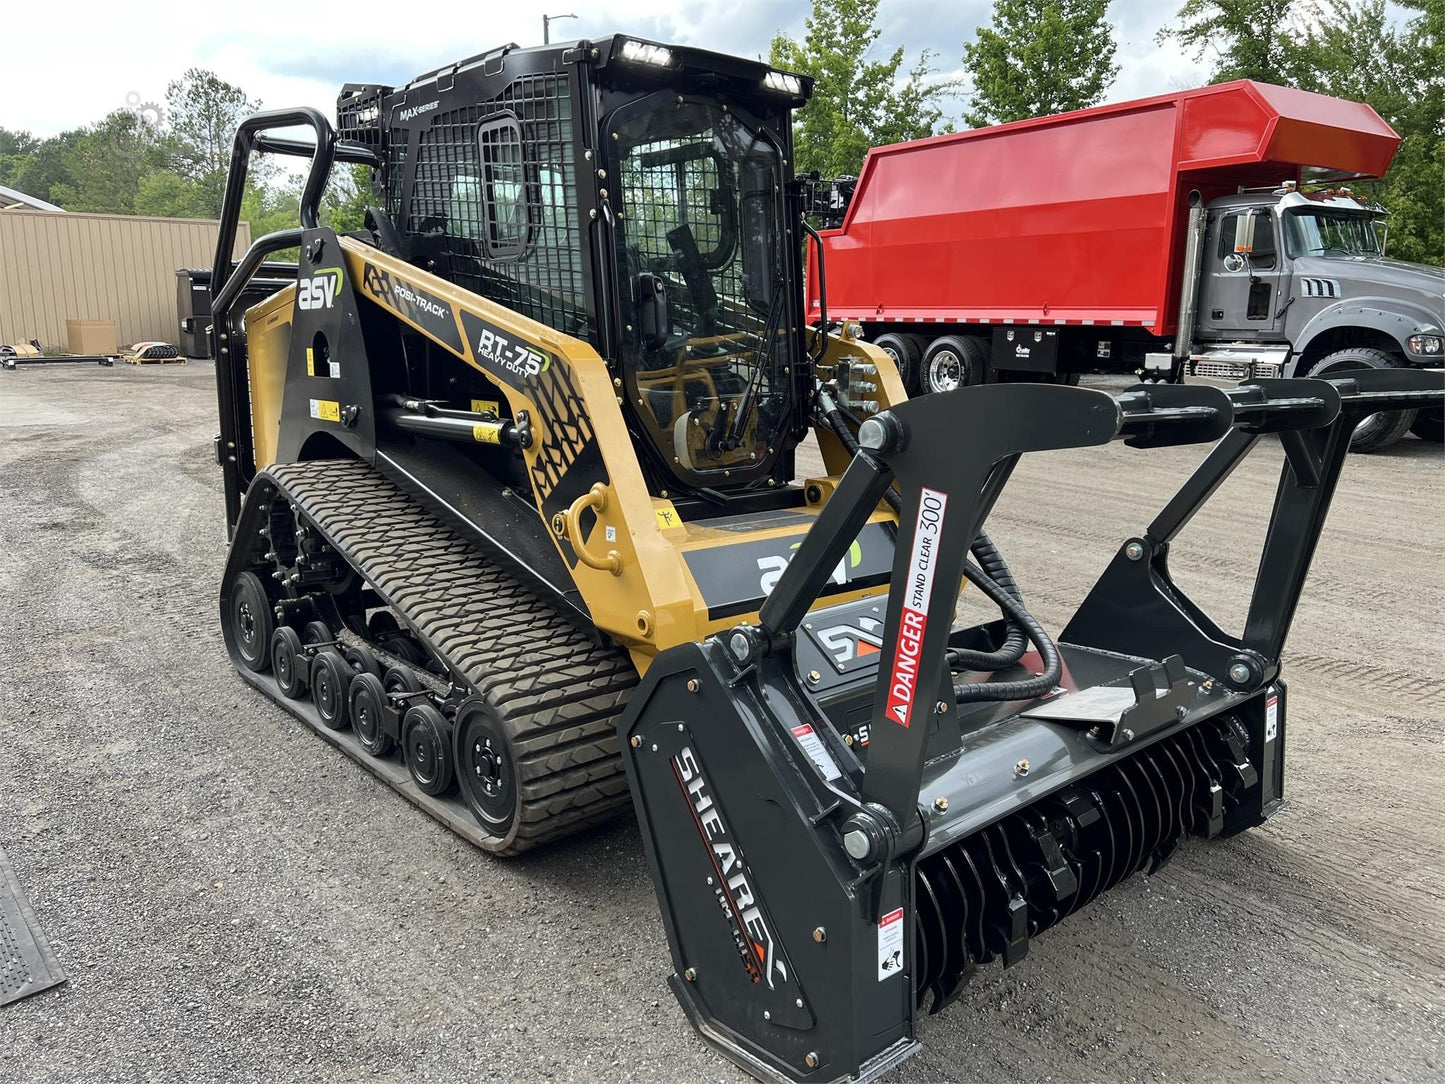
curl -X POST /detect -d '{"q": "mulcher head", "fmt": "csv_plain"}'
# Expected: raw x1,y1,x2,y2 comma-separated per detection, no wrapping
620,370,1443,1084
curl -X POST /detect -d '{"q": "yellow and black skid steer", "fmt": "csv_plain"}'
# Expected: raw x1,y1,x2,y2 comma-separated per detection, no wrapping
210,34,1442,1084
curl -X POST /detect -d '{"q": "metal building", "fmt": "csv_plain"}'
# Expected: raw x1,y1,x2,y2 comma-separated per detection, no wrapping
0,208,251,350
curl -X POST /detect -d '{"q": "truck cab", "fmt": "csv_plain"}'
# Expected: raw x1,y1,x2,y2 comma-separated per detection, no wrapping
1194,184,1445,449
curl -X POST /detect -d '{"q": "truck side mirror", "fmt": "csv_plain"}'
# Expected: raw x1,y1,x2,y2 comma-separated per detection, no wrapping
1233,213,1256,255
637,273,669,350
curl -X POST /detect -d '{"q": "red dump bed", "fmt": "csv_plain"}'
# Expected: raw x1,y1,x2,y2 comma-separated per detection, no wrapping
810,81,1399,335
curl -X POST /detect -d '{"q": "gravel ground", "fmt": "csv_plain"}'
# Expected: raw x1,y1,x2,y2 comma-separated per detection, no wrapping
0,360,1441,1084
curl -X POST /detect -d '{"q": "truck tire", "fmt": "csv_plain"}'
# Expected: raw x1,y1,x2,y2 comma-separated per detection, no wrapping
1410,408,1443,443
1306,347,1418,453
922,335,990,394
873,333,922,392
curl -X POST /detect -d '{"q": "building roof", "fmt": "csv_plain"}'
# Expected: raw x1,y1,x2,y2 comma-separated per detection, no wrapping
0,184,65,213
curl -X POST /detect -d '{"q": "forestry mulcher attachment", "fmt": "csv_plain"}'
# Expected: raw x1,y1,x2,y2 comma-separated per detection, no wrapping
210,35,1442,1084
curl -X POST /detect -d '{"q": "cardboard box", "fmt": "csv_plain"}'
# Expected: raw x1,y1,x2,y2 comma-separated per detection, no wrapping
66,319,117,356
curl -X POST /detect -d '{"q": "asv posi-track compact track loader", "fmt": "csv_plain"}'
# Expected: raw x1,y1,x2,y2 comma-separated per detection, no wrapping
210,35,1442,1084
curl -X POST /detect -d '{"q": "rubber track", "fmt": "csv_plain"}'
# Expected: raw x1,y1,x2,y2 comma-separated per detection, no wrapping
266,459,638,853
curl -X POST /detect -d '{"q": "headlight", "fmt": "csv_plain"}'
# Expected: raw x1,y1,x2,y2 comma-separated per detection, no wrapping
1408,334,1443,355
763,71,803,96
620,40,674,67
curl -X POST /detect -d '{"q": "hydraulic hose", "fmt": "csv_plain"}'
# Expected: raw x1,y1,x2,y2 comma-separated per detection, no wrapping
953,558,1062,704
814,387,1045,694
949,532,1029,671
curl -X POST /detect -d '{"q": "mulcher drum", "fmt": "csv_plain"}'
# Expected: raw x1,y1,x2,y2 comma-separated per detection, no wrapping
246,459,638,852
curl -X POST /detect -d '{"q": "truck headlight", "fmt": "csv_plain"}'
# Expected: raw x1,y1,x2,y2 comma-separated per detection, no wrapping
1408,334,1443,355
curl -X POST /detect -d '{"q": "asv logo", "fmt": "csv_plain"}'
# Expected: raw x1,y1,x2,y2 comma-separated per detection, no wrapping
757,539,862,595
298,267,342,310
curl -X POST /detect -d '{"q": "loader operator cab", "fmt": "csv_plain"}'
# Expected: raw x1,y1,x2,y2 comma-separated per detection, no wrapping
610,96,793,484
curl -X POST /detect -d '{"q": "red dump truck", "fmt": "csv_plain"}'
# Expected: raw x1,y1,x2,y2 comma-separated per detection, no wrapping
808,80,1444,450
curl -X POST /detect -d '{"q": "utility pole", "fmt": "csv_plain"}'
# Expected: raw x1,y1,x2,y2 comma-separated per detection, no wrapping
543,13,577,44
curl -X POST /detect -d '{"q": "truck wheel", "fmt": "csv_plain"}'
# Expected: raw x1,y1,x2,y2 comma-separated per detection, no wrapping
1410,408,1443,443
1307,347,1418,453
922,336,989,394
873,333,922,392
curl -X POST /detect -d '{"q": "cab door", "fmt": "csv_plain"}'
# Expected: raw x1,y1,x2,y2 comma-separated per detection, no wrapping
1197,208,1285,337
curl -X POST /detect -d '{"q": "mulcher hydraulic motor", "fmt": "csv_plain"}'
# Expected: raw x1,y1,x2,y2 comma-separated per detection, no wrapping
208,33,1444,1084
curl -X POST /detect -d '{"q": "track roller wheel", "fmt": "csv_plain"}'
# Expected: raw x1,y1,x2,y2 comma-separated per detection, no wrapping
303,619,334,646
383,665,422,695
348,673,393,756
343,643,384,681
403,703,454,796
310,649,353,731
454,699,520,845
384,634,430,667
228,571,274,673
271,626,307,699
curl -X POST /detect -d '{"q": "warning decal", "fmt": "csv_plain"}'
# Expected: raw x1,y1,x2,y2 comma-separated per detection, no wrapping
884,487,948,728
1265,693,1279,742
790,723,842,781
309,398,341,423
878,907,904,980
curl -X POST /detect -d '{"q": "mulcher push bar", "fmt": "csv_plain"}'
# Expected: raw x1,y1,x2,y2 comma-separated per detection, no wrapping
762,368,1443,847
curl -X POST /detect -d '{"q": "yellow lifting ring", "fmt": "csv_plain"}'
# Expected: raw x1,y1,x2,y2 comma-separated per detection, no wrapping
551,482,622,575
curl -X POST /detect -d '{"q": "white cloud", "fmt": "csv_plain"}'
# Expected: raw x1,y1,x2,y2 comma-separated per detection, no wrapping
1,0,1220,139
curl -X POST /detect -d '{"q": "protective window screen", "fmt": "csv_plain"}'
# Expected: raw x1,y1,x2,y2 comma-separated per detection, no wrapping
397,74,587,340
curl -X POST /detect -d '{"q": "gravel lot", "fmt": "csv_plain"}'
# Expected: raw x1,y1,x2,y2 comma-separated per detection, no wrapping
1,360,1441,1084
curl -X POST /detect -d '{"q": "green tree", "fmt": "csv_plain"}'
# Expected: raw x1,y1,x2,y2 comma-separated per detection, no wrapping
165,69,262,216
962,0,1120,126
0,128,42,190
1305,0,1442,266
4,129,82,206
133,170,214,218
1157,0,1317,84
49,110,166,214
322,164,375,234
769,0,955,178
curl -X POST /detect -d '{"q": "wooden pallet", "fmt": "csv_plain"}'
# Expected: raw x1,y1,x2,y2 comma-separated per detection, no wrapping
123,353,187,365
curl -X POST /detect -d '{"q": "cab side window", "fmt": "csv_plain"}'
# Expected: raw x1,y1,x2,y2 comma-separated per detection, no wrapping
1218,211,1278,271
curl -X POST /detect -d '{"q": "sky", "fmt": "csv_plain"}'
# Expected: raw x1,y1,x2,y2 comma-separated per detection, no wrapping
2,0,1214,140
